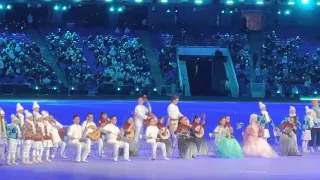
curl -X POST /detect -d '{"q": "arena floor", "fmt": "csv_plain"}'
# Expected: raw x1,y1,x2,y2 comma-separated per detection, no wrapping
0,100,319,179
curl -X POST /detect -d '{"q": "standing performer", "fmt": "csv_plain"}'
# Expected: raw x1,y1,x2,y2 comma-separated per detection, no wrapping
134,96,151,143
41,111,53,162
32,101,41,117
0,108,7,161
302,106,313,152
167,96,184,139
67,115,90,163
22,110,36,164
15,103,24,160
33,113,44,163
120,117,139,157
6,115,22,165
157,117,172,156
101,115,131,162
258,102,276,141
81,113,104,158
191,114,209,155
310,100,320,152
145,117,170,161
49,115,67,159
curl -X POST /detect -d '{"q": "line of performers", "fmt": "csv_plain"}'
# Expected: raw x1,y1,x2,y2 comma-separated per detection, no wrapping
0,97,320,166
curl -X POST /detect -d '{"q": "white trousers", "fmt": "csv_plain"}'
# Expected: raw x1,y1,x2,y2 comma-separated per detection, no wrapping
51,141,66,158
16,139,23,158
0,144,5,158
23,140,33,159
86,138,103,156
134,124,143,143
69,141,90,162
7,139,18,160
33,141,44,157
147,140,167,159
108,140,129,160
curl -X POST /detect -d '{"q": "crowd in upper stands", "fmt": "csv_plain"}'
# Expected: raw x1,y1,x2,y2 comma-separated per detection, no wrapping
0,21,59,89
46,28,153,90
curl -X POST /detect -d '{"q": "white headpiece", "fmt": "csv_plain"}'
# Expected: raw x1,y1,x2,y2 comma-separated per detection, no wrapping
306,106,312,114
33,101,40,109
259,102,266,110
16,103,24,112
11,114,19,123
24,110,33,119
41,111,49,119
290,106,295,112
34,113,42,121
0,109,4,115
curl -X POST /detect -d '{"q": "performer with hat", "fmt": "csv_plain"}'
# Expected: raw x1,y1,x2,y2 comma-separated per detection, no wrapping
6,115,22,165
302,106,313,153
22,110,36,164
42,111,53,162
33,113,44,163
281,106,302,129
32,101,41,118
310,100,320,152
0,108,7,161
48,114,67,159
258,102,276,141
15,103,24,160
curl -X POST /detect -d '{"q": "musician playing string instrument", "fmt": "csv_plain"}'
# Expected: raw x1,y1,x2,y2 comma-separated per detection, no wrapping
167,96,184,139
48,114,67,159
120,117,138,157
67,115,90,163
177,116,198,159
101,115,131,162
191,114,209,155
81,113,104,158
145,117,170,161
157,116,172,156
134,97,152,143
98,112,109,127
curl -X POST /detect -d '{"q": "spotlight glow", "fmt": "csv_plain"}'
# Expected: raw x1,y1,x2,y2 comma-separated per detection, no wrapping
6,5,11,10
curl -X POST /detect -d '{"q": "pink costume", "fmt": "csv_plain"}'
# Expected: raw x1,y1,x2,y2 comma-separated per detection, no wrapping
242,123,278,158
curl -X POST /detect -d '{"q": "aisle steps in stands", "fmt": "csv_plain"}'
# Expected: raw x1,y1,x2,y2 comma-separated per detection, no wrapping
137,31,164,94
27,29,69,87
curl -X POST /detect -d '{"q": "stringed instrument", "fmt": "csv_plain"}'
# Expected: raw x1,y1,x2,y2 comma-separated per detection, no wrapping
143,95,153,127
193,113,206,139
159,127,170,140
58,128,67,141
87,125,101,141
124,123,135,139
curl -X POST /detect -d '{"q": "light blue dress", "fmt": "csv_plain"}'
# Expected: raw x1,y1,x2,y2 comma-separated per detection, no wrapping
214,125,244,159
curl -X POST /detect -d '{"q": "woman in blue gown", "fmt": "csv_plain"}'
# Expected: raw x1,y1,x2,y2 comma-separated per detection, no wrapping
213,116,244,158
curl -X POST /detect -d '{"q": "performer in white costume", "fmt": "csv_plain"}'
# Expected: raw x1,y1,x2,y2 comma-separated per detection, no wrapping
101,115,131,162
15,103,24,160
22,110,36,164
145,118,170,161
257,102,276,141
33,113,44,163
6,115,22,165
134,97,151,143
167,96,184,138
302,106,314,152
0,108,7,160
48,114,67,159
32,101,40,117
67,115,90,163
41,111,53,162
81,113,104,158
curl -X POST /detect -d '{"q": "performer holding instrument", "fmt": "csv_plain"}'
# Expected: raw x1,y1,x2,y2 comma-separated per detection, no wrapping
81,113,104,158
120,117,139,157
145,117,170,161
134,96,152,143
67,115,90,163
167,96,184,139
156,116,172,156
191,114,209,155
48,114,67,159
177,116,198,159
101,115,131,162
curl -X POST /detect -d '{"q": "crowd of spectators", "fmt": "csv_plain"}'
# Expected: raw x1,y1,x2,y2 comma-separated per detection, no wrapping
0,34,59,88
259,31,320,97
47,28,154,90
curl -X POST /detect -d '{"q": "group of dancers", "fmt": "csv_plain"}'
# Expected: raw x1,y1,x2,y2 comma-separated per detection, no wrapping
0,96,320,166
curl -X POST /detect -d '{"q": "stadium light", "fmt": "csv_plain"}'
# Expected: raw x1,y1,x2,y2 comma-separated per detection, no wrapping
195,0,203,4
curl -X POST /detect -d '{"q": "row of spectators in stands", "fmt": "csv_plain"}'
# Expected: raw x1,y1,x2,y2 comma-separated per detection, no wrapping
47,28,154,90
